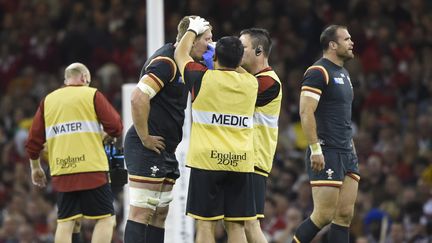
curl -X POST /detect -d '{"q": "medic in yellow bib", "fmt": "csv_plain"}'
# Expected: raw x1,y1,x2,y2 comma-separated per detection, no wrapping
174,16,259,243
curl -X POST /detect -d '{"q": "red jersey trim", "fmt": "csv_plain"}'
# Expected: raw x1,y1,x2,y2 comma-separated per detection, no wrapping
185,61,208,72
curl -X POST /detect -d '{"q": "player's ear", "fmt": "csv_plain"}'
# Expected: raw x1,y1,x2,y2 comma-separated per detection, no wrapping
255,45,263,56
330,41,337,50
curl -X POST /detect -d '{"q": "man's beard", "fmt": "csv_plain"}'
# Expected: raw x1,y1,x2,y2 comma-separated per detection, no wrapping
338,51,354,61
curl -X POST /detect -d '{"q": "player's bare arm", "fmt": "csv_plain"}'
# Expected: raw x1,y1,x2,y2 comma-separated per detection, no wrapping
30,158,47,187
131,75,165,154
299,95,325,172
174,31,195,77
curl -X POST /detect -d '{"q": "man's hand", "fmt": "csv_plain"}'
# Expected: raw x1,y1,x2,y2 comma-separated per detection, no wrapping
309,143,325,172
203,43,215,69
188,17,210,35
31,166,47,187
142,135,165,154
310,154,325,172
103,134,117,145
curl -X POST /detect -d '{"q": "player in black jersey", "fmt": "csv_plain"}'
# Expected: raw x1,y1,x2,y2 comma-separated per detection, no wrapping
292,25,360,243
123,16,213,243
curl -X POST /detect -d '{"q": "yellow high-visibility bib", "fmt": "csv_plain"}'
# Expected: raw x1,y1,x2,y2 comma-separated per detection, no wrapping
44,86,108,176
187,70,258,172
253,70,282,176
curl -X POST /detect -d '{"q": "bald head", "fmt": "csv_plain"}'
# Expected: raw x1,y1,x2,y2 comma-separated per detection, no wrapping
64,62,91,85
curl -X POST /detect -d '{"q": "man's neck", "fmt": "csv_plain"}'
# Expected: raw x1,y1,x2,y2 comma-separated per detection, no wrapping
65,78,86,86
213,62,235,71
323,52,344,67
249,59,270,75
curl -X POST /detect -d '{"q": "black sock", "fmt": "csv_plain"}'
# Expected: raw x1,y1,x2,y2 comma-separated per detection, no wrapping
327,223,349,243
146,224,164,243
72,232,81,243
124,220,147,243
292,217,321,243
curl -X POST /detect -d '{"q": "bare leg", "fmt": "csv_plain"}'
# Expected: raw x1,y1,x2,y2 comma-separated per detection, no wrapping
55,220,76,243
127,181,173,226
125,180,173,243
332,176,359,226
196,220,216,243
292,186,340,242
310,186,340,228
245,219,267,243
91,215,116,243
225,221,247,243
327,176,359,243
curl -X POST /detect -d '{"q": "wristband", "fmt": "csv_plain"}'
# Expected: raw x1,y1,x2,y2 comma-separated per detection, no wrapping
309,143,322,155
30,158,41,169
187,29,198,36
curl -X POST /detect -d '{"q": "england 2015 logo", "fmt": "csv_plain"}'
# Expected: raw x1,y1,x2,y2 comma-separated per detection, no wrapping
210,150,246,167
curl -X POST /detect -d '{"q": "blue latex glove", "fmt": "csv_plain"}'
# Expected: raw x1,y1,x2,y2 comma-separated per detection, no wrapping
202,43,215,69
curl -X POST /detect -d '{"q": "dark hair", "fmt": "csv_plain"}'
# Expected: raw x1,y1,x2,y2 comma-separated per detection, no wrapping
240,28,272,57
320,25,347,51
215,36,244,68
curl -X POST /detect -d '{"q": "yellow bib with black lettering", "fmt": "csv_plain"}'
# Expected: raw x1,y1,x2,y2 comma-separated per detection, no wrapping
187,70,258,172
253,71,282,176
44,86,108,176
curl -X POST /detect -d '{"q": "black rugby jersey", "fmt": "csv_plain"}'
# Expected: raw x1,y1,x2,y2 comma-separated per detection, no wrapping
301,58,354,152
130,43,188,153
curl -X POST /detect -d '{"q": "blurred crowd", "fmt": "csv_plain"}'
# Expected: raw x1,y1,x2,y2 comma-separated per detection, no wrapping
0,0,432,242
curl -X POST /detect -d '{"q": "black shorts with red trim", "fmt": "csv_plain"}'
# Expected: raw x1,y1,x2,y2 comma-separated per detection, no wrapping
57,183,114,222
306,149,360,187
186,168,257,221
124,127,180,184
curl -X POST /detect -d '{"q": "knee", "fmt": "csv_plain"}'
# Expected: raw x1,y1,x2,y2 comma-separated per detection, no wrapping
311,208,336,228
128,206,153,224
152,207,169,226
333,206,354,226
155,191,173,219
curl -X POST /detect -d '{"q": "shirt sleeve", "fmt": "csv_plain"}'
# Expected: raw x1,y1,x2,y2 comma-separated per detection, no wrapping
301,66,328,97
25,100,46,160
256,75,281,107
183,61,208,101
143,56,177,90
94,91,123,137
